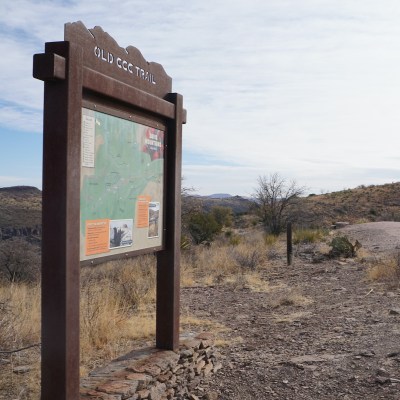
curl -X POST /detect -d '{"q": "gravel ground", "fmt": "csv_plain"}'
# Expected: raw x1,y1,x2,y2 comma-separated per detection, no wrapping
181,222,400,399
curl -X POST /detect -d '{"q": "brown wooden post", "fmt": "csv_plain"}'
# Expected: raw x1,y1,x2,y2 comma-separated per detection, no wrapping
156,93,183,350
34,41,82,399
34,22,186,398
287,222,293,266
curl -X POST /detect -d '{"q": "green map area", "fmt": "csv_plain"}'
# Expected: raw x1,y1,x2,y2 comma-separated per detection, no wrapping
80,108,164,259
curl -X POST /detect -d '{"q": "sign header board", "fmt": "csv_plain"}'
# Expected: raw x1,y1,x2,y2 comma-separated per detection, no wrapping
64,21,172,98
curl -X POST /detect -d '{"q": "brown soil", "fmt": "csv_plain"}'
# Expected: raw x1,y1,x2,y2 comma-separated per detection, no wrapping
182,222,400,399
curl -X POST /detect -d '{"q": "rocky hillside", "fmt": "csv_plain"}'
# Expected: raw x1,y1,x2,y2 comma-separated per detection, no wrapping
295,182,400,227
0,186,42,241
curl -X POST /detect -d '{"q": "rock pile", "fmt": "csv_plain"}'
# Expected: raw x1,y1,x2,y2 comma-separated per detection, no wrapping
80,332,221,400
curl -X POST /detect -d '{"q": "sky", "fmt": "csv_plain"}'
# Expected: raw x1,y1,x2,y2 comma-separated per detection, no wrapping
1,1,400,196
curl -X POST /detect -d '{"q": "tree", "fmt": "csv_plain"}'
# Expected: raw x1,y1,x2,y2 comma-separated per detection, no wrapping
253,173,306,235
211,206,233,228
181,185,202,223
188,212,221,245
181,184,202,245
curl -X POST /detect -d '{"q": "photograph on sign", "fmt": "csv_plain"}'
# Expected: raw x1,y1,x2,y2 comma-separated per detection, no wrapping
80,107,164,262
148,202,160,238
110,219,133,248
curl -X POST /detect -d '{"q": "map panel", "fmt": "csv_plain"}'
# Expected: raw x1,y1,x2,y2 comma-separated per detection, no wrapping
80,107,164,262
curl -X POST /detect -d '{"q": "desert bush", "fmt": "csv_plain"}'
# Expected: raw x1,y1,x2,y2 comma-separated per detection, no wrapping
328,236,361,258
0,238,40,283
224,230,241,246
233,246,265,271
188,212,221,245
211,206,233,228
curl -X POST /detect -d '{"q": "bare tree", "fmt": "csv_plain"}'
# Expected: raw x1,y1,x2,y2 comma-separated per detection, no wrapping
0,237,40,283
253,173,306,235
181,184,202,233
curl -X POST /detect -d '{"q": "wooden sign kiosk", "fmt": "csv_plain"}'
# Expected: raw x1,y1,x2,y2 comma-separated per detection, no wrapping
33,22,185,399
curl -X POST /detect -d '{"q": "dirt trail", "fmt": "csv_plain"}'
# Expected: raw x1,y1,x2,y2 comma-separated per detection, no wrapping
182,222,400,399
341,221,400,255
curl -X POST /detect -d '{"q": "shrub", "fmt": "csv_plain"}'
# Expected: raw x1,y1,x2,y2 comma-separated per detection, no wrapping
328,236,361,258
211,206,233,228
188,212,221,245
233,247,264,271
224,230,241,246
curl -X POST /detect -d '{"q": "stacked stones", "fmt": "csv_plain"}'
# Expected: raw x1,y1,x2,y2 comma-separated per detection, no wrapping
80,333,221,400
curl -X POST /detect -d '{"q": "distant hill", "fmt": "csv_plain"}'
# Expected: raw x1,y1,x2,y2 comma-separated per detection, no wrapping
196,195,253,215
0,186,42,241
0,182,399,240
208,193,233,199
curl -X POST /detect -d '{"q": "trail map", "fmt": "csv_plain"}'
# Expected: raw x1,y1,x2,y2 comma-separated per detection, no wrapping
80,108,164,261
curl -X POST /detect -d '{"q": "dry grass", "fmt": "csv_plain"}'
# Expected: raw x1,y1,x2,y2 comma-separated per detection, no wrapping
0,227,280,397
214,336,244,348
0,256,159,397
0,283,41,400
274,311,312,323
366,253,400,284
180,315,229,335
271,288,313,309
0,283,41,349
181,227,277,288
264,233,279,246
293,228,327,244
80,257,157,371
355,246,372,262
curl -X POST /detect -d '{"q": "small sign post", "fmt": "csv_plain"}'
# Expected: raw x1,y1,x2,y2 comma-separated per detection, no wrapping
33,22,185,399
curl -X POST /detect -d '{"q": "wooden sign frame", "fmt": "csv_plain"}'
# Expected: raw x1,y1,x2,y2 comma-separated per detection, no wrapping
33,21,185,399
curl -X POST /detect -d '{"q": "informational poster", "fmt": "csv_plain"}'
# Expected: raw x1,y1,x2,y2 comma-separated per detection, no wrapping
81,114,95,168
136,195,151,228
85,219,110,256
80,108,164,262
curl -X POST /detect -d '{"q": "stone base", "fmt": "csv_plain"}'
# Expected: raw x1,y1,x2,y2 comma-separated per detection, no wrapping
80,333,221,400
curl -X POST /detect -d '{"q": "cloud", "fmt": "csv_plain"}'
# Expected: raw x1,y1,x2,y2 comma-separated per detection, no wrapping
183,163,260,196
0,103,42,133
1,0,400,193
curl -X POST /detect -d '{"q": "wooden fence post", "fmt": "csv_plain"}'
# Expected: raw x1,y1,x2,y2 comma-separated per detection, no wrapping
287,222,293,266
